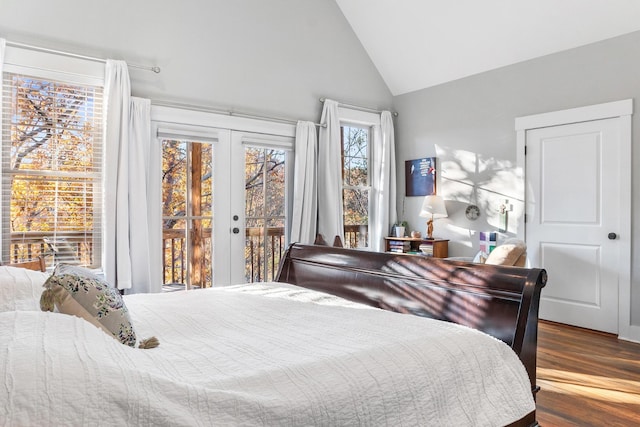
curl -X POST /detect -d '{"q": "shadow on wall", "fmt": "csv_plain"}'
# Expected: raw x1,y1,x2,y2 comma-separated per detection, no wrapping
435,144,525,253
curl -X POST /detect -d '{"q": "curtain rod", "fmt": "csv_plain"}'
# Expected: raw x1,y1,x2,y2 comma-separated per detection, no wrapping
5,40,161,74
152,100,325,128
319,97,398,117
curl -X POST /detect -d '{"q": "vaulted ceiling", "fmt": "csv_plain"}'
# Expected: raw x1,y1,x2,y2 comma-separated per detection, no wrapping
335,0,640,95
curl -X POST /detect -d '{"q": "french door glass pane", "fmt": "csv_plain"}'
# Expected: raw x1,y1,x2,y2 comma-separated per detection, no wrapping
245,217,264,283
163,218,186,286
189,217,212,289
200,144,213,217
245,149,265,218
161,139,213,289
162,140,187,217
244,147,286,282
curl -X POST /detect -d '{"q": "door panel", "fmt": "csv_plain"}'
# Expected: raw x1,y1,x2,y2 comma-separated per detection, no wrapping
526,118,620,333
540,132,599,224
158,127,231,288
229,132,293,285
541,243,600,306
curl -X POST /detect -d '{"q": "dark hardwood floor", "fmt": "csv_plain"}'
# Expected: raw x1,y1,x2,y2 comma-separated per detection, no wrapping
536,320,640,426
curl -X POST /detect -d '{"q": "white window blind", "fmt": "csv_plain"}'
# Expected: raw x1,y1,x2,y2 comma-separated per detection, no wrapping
1,72,104,267
240,133,294,151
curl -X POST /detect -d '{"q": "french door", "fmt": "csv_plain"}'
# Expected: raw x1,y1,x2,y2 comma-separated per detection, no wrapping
156,115,293,289
230,132,292,285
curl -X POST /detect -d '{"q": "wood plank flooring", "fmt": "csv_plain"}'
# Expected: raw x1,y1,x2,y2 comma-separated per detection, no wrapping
536,320,640,426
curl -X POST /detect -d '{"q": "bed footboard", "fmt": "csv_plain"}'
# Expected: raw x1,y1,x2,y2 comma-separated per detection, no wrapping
275,243,547,399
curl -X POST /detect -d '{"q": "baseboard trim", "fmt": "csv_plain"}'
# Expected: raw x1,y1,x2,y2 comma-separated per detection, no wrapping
619,323,640,344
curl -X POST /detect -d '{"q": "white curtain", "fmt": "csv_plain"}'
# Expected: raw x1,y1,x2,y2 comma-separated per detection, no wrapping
0,39,5,197
370,111,398,251
104,60,132,290
317,99,344,243
290,121,318,244
0,39,4,78
0,38,4,82
127,97,161,293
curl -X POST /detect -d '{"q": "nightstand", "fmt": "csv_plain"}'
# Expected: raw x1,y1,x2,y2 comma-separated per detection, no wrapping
383,237,449,258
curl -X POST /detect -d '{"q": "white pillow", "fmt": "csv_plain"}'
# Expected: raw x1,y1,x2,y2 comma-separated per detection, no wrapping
0,266,49,312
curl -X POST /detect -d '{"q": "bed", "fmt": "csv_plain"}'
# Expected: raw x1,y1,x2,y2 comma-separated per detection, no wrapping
0,245,546,426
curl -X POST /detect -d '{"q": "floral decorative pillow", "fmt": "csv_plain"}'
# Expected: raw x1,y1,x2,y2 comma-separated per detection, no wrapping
40,264,157,348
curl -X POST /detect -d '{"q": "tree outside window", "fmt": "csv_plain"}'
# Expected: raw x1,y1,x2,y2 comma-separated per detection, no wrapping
341,125,369,248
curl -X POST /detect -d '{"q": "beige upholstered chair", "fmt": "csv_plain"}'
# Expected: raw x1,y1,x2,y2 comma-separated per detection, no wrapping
447,238,527,267
484,238,527,267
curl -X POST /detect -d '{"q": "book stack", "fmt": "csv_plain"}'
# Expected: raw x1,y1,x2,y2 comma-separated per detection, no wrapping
418,243,434,256
388,240,411,253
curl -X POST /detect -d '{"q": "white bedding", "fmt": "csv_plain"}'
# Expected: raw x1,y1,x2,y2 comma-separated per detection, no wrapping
1,283,535,426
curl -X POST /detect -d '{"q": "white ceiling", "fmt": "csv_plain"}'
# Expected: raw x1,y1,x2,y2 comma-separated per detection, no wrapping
335,0,640,96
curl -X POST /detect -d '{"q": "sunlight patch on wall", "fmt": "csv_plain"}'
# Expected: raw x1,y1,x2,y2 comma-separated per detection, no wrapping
435,144,524,236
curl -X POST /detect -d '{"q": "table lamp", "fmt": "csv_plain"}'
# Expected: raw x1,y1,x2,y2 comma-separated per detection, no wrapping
419,195,448,239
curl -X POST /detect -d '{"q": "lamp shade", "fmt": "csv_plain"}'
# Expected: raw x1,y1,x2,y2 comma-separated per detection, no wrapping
419,195,448,219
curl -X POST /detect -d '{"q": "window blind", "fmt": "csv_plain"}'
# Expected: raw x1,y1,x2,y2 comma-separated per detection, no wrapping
241,133,294,150
1,72,104,267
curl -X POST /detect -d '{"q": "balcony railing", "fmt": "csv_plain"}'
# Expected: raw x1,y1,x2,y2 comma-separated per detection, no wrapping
8,231,93,267
342,224,369,248
162,224,367,286
245,226,286,283
8,224,368,286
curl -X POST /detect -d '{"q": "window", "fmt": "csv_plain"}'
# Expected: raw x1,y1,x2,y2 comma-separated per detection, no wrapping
1,72,103,267
341,124,370,248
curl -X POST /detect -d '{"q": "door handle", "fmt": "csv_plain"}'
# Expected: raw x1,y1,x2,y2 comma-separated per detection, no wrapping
232,227,240,234
608,232,617,240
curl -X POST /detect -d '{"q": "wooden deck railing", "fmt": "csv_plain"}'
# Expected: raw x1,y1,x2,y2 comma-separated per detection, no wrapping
342,224,369,248
8,231,93,267
245,226,286,283
8,224,368,285
162,224,367,286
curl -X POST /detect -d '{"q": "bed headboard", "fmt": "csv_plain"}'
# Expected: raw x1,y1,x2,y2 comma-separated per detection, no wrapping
275,243,547,395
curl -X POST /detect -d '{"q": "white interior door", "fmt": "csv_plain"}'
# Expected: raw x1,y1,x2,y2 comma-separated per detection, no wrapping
526,118,622,333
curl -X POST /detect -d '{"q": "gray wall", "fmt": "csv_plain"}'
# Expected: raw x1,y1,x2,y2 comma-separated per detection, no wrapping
393,30,640,325
0,0,392,121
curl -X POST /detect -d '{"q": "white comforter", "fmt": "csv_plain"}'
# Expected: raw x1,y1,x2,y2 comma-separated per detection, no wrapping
1,283,535,426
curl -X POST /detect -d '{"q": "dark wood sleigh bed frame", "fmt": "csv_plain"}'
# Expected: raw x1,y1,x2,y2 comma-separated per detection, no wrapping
275,243,547,427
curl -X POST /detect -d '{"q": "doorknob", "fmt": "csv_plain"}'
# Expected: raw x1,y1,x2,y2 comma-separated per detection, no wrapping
232,227,240,234
608,232,617,240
